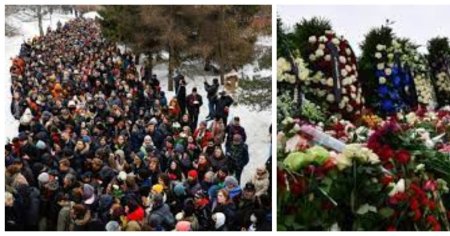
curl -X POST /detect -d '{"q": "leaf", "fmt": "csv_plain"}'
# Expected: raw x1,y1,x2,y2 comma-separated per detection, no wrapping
285,214,296,227
379,207,395,218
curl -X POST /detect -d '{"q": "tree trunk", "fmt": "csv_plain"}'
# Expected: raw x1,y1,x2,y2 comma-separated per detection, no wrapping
37,6,44,37
218,7,225,85
168,45,174,91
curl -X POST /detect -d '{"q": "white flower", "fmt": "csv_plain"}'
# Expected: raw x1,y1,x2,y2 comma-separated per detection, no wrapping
346,104,353,112
345,65,352,73
319,36,327,43
339,56,347,64
327,78,334,87
319,44,326,50
376,44,385,51
315,49,325,57
339,100,346,109
341,88,347,94
326,94,335,103
385,68,392,76
379,77,386,84
375,52,382,59
325,30,335,35
346,48,352,56
317,90,326,97
389,179,405,196
387,53,394,60
415,163,425,172
324,55,331,61
350,85,356,92
341,69,348,77
332,38,340,45
308,35,317,44
356,204,377,215
377,63,385,70
309,54,316,61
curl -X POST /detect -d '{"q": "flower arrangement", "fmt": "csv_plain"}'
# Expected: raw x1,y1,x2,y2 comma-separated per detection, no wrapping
278,108,450,231
304,31,364,120
427,37,450,107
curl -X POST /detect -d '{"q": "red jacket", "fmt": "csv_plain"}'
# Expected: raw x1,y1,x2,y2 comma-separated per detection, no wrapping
126,206,145,222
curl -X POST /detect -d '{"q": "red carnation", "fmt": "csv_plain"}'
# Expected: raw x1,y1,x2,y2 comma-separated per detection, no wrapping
426,215,438,225
378,145,394,162
395,149,411,165
386,226,396,231
428,200,436,211
412,209,422,222
409,198,420,211
433,224,441,231
380,175,394,185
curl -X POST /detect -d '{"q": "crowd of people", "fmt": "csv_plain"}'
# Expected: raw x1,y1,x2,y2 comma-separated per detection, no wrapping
5,17,271,231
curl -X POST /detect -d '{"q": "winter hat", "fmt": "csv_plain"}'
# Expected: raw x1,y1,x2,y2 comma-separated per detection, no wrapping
18,132,28,141
36,140,47,150
144,135,153,143
175,221,191,231
174,144,185,153
136,151,146,160
105,221,120,231
224,176,239,188
118,171,127,182
83,184,95,204
82,135,91,143
244,182,256,192
213,212,226,229
38,172,50,185
149,117,158,125
152,184,164,194
173,183,186,197
98,194,114,211
188,170,198,179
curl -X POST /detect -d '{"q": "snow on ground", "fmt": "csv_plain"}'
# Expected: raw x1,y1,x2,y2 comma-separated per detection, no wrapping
5,10,76,143
5,11,272,186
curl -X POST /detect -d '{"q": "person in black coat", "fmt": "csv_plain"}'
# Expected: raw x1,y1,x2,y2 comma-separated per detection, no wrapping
186,87,203,131
215,91,233,125
225,134,249,183
176,79,187,117
204,78,219,119
224,116,247,149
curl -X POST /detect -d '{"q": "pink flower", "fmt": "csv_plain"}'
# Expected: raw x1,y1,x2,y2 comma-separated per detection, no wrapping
423,180,437,192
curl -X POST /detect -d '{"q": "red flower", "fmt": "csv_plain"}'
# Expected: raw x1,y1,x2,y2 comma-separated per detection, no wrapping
388,192,408,205
386,226,396,231
322,159,336,172
433,224,441,231
290,178,307,197
380,175,394,185
428,200,436,211
409,198,419,210
412,209,422,222
426,215,438,225
395,149,411,165
378,145,394,162
423,180,437,192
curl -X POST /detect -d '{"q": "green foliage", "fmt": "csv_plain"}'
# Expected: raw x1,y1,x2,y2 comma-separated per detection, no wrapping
290,17,332,60
236,76,271,111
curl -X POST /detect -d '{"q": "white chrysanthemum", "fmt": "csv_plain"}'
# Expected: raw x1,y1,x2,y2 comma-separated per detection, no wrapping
326,78,334,87
277,57,291,81
350,93,357,99
345,65,352,73
341,88,347,94
339,56,347,64
379,77,386,84
342,96,349,103
308,35,317,44
346,48,352,56
341,69,348,77
317,90,326,97
350,85,356,92
376,44,386,51
385,68,392,76
377,63,385,70
319,36,327,43
339,100,346,109
332,38,340,45
326,94,335,103
386,53,393,60
346,104,353,112
324,55,332,61
375,52,382,59
309,54,316,61
318,44,326,50
325,30,335,35
315,49,325,57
